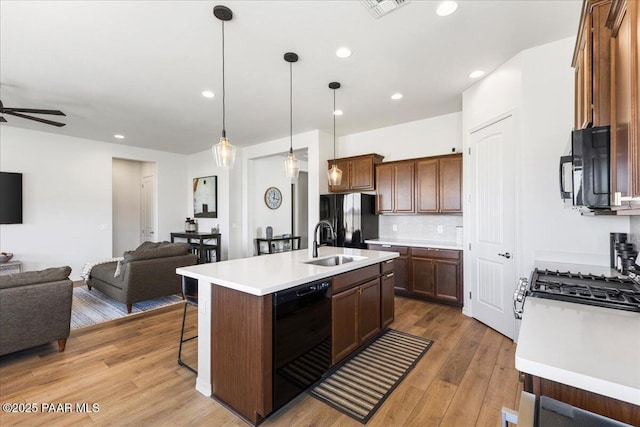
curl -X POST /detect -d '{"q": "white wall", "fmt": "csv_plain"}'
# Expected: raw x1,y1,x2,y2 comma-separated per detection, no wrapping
252,156,296,246
339,112,462,161
112,158,142,257
186,151,233,261
241,130,325,258
0,126,188,279
462,36,630,289
337,111,464,241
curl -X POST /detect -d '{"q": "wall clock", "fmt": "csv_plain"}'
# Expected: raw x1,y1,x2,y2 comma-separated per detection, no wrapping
264,187,282,210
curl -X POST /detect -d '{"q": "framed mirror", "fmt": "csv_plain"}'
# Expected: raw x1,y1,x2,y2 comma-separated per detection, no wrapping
193,175,217,218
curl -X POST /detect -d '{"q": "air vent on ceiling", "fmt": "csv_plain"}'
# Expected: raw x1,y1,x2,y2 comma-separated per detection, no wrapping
361,0,408,19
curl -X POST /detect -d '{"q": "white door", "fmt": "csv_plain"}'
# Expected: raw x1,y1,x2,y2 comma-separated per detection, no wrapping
141,174,156,242
469,115,517,339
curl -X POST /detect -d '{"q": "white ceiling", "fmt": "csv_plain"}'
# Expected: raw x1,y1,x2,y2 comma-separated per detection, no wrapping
0,0,582,155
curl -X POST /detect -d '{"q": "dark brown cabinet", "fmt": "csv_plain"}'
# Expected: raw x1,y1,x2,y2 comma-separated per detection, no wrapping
369,243,463,307
367,244,410,292
375,161,415,214
416,154,463,213
380,262,395,329
572,0,612,130
377,153,462,215
411,248,462,306
327,153,384,193
331,264,383,365
607,0,640,202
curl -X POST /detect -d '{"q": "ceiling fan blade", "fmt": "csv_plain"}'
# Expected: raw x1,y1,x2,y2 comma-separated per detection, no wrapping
0,108,66,116
3,111,66,127
0,116,6,122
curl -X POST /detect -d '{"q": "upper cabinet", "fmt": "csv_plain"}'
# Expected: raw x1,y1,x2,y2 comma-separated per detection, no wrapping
573,0,639,208
607,0,640,201
573,0,612,130
375,161,415,214
416,154,463,213
375,153,462,215
327,153,384,193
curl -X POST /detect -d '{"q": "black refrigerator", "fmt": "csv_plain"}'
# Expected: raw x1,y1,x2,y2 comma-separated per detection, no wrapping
319,193,379,248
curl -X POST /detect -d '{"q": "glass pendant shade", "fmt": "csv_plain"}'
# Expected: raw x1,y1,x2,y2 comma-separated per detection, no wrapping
283,151,300,181
212,5,236,169
327,163,343,186
212,136,236,169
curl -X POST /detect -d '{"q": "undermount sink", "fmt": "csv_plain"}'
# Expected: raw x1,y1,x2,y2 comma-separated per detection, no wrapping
302,254,367,267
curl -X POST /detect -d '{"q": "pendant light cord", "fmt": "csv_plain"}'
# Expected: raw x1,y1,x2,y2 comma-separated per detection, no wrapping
221,20,226,138
333,89,337,166
289,61,293,155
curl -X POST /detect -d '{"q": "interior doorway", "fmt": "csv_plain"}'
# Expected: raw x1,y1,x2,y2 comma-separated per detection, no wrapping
112,158,157,257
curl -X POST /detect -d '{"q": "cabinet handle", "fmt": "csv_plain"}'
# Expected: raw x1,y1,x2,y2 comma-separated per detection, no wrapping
382,244,392,248
385,259,393,264
386,273,394,278
429,248,440,251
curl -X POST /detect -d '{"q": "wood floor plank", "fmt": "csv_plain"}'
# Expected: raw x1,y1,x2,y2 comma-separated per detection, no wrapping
439,327,505,426
0,298,520,426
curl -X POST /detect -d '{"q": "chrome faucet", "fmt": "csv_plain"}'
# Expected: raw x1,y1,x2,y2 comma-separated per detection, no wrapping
313,220,335,258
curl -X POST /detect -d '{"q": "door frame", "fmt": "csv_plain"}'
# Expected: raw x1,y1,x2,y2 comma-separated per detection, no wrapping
463,110,524,339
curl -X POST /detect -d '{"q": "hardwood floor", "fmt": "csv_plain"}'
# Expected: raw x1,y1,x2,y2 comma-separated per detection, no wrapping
0,297,521,426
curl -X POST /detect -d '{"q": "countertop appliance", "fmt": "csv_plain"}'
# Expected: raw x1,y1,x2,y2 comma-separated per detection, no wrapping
272,279,331,412
514,268,640,318
559,125,611,209
319,193,378,248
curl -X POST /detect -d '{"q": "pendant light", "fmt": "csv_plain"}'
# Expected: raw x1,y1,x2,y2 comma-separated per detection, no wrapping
211,5,237,169
327,82,343,186
283,52,300,181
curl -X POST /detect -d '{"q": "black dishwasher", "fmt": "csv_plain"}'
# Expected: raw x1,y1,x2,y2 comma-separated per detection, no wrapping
272,279,331,411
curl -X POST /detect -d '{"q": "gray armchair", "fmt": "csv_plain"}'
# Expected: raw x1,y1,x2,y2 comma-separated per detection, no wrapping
0,266,73,356
87,242,197,313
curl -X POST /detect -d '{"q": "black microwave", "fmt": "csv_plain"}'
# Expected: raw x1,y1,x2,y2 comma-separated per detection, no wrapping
560,126,610,208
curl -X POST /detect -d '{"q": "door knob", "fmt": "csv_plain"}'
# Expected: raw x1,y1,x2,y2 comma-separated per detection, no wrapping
498,252,511,259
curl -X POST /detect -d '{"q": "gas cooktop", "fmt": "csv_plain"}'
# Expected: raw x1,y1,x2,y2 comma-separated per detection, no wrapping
528,269,640,312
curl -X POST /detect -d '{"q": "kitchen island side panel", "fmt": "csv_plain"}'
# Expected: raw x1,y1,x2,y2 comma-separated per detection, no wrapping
211,285,272,424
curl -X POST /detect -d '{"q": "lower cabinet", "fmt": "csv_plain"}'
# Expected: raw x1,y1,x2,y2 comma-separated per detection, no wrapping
368,243,463,307
381,268,395,328
331,262,388,365
332,278,381,365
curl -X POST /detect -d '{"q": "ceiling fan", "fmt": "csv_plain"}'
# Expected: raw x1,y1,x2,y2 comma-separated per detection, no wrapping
0,100,66,127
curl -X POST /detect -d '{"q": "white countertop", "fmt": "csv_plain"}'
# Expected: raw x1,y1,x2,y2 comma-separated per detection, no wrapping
365,238,463,251
515,297,640,405
176,246,398,296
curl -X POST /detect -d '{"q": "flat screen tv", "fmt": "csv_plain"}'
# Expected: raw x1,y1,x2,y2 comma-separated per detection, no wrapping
0,172,23,224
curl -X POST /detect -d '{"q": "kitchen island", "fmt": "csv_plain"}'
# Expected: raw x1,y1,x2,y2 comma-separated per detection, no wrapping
176,246,398,425
516,296,640,424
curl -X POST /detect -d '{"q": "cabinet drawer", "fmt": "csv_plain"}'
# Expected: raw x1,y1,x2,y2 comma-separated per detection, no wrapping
410,247,460,260
381,259,394,274
368,244,409,256
332,264,380,294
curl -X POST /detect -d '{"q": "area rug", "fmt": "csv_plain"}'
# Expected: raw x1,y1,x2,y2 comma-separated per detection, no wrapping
70,286,183,329
309,329,433,424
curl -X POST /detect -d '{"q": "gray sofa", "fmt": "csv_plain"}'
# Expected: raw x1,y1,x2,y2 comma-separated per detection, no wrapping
0,266,73,356
87,241,197,313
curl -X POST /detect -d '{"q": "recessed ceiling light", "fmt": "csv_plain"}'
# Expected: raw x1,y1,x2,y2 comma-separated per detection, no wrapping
336,47,352,58
114,134,125,139
436,1,458,17
391,93,403,100
202,90,215,98
469,70,485,79
334,110,344,116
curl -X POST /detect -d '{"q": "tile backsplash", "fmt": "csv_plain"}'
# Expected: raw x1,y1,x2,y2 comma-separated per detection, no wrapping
631,216,640,245
379,214,463,242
